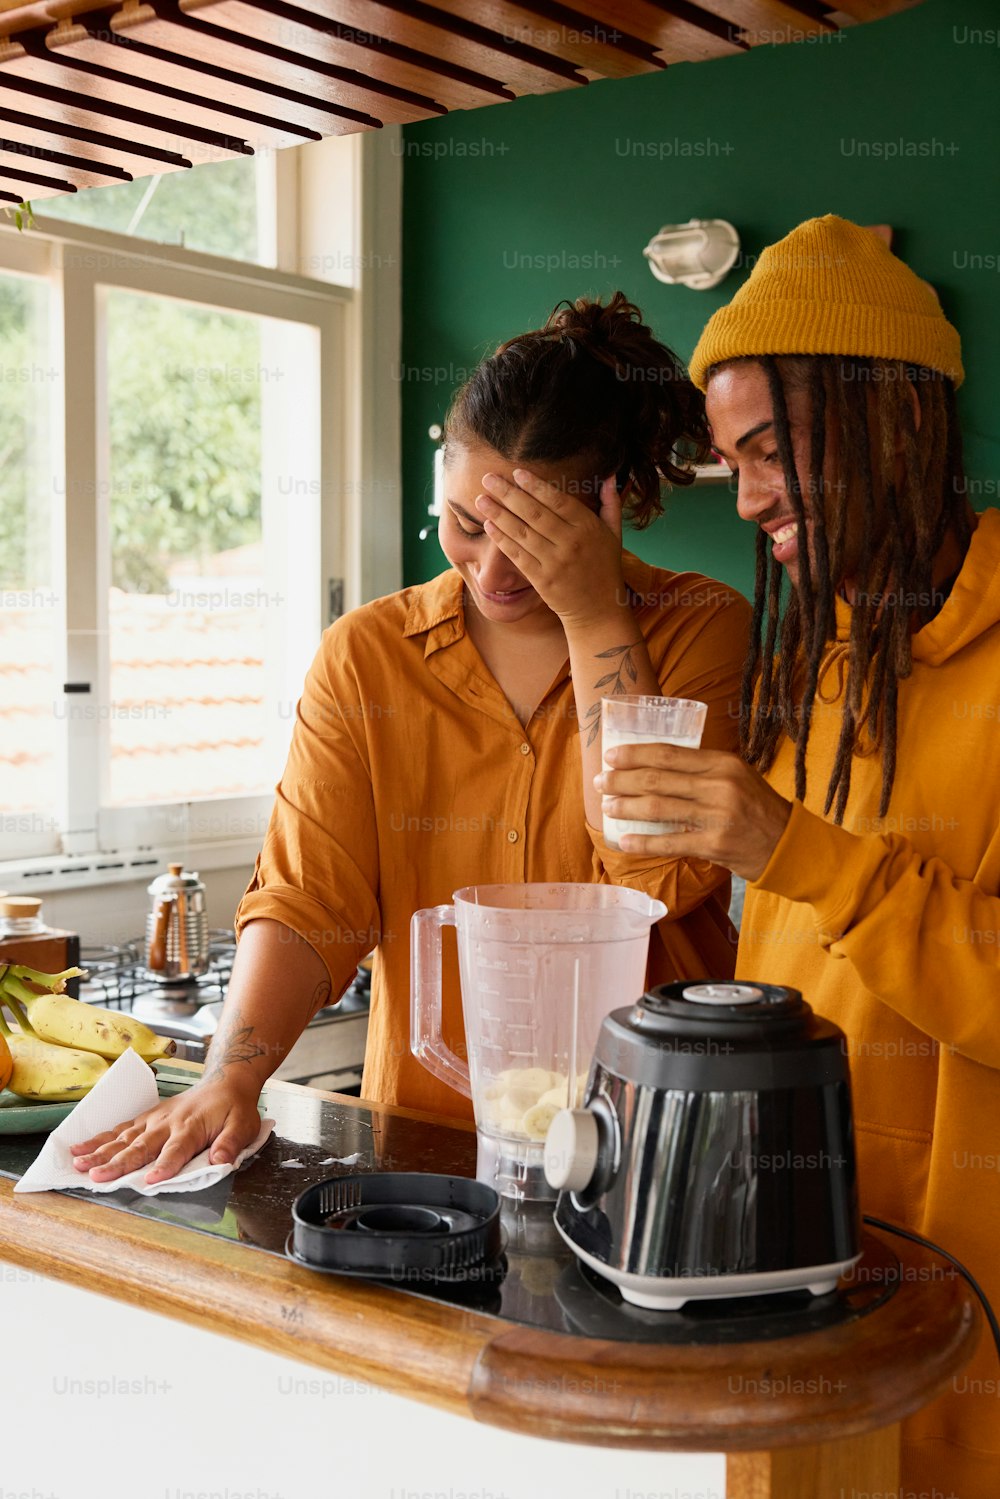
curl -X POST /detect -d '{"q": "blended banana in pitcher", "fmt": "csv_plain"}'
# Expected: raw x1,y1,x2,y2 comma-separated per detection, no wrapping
480,1066,589,1140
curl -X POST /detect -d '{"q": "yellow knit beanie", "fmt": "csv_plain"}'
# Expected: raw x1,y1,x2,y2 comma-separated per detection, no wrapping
688,215,963,391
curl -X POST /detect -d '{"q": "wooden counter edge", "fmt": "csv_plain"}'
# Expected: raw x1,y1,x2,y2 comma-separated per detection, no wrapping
0,1172,491,1422
467,1230,981,1449
0,1076,983,1452
0,1073,484,1424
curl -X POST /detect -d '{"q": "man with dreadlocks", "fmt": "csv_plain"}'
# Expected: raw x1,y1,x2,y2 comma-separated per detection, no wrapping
596,215,999,1495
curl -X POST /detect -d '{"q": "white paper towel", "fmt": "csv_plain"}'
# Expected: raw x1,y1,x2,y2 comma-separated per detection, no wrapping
14,1047,274,1196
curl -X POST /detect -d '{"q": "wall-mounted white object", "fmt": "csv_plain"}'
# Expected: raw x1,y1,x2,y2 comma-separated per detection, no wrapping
419,423,445,540
644,218,740,290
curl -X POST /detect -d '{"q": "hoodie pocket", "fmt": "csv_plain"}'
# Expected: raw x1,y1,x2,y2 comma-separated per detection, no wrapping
854,1119,932,1228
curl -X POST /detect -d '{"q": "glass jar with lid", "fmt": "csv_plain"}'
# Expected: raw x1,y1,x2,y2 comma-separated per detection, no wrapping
0,896,47,937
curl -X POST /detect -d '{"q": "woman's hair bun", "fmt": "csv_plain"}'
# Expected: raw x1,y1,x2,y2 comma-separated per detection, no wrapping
445,291,710,527
544,291,646,364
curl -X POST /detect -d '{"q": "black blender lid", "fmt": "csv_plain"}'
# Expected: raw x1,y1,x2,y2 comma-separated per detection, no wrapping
642,980,804,1023
290,1173,505,1285
596,980,851,1091
627,980,811,1043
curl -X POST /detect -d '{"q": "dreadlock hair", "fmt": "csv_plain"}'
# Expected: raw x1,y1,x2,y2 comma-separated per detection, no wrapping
731,354,971,824
444,292,711,525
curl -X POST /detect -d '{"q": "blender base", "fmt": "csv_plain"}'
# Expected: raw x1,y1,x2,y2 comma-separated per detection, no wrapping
476,1133,557,1203
555,1221,862,1309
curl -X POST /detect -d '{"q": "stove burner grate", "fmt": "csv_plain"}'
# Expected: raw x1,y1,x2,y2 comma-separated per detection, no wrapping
78,931,236,1012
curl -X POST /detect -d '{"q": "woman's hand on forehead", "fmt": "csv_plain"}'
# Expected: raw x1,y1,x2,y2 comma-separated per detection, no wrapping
474,466,626,631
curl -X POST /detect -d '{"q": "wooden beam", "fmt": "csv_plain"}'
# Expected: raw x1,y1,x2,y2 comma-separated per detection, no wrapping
824,0,924,19
2,36,329,158
103,0,446,124
179,0,515,111
0,160,80,196
695,0,835,44
0,101,194,177
341,0,589,95
42,13,388,141
571,0,744,62
416,0,665,77
0,132,132,185
0,55,258,164
0,1,57,33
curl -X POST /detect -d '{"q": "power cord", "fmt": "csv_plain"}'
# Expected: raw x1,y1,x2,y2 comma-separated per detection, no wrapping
864,1214,1000,1366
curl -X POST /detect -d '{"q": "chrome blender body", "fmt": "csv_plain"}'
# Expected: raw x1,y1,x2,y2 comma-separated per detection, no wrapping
547,981,861,1308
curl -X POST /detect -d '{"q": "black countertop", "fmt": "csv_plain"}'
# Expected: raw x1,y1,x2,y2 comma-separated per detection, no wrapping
0,1074,899,1344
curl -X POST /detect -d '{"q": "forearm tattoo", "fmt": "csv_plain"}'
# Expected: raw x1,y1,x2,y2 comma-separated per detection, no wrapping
305,978,332,1022
204,1008,268,1079
581,643,639,747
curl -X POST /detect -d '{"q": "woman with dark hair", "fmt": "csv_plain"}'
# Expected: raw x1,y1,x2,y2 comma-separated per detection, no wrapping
72,292,751,1181
596,217,999,1494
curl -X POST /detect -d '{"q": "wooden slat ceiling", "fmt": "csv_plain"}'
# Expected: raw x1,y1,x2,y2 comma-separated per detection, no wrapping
0,0,926,206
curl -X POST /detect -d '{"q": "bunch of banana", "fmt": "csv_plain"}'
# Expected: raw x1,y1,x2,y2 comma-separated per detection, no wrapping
0,1023,109,1103
0,1028,12,1093
0,962,175,1103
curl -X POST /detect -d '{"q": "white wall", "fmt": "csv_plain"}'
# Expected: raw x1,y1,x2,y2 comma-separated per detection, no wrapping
1,1263,726,1499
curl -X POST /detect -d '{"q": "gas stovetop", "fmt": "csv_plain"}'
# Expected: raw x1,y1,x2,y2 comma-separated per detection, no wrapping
78,936,371,1064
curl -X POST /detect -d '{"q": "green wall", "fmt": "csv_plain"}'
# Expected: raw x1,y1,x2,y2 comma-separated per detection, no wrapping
400,0,999,597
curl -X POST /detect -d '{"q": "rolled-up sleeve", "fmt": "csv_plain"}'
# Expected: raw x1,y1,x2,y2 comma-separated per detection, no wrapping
235,624,380,1002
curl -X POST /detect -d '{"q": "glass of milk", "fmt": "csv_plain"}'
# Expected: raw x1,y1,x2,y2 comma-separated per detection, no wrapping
601,695,708,849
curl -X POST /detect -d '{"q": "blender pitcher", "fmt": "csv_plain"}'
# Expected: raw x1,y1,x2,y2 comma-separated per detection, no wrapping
411,883,666,1201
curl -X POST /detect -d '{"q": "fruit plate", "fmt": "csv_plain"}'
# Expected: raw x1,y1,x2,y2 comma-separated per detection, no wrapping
0,1091,82,1134
0,1070,193,1136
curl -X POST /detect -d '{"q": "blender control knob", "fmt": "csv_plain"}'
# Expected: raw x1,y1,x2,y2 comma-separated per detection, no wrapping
544,1108,599,1193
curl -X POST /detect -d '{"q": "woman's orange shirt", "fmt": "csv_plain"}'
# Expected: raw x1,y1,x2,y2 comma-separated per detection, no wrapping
236,552,752,1121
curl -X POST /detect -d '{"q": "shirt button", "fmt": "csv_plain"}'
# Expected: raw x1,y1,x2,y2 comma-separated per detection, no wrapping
519,743,531,756
507,829,519,843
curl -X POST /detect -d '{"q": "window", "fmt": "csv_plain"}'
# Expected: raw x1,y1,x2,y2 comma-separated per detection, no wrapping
39,156,269,267
0,194,346,865
0,271,61,840
0,130,402,873
103,291,319,810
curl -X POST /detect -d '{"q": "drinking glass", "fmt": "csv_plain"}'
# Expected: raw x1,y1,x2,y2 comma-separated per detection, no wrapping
601,695,708,848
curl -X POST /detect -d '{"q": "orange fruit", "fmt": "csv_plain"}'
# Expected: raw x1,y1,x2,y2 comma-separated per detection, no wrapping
0,1030,12,1092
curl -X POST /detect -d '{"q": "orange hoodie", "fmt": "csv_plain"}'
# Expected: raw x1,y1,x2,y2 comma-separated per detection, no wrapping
738,508,1000,1499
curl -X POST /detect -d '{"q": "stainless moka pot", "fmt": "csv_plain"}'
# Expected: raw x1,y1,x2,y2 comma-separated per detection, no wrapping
145,863,210,982
545,981,860,1310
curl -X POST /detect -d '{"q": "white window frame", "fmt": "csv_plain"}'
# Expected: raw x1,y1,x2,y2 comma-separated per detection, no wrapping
0,128,402,883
